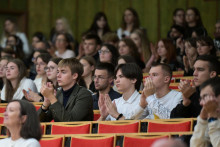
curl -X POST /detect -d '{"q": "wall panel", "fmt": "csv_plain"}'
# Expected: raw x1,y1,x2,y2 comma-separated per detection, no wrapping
104,0,131,33
132,0,158,42
28,0,51,40
77,0,104,40
0,0,219,44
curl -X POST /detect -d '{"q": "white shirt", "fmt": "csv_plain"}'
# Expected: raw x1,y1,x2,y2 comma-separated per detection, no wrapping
0,137,40,147
34,77,43,92
117,28,130,39
106,90,145,121
1,77,38,101
55,49,75,59
145,90,182,119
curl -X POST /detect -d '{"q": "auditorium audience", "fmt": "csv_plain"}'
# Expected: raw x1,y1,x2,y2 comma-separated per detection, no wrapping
117,8,141,39
171,55,220,118
54,33,75,58
29,49,49,80
0,18,30,56
82,34,102,62
50,17,74,46
196,36,217,56
167,8,186,41
92,63,121,110
0,56,12,90
0,6,219,147
118,38,145,70
0,100,41,146
34,53,51,92
130,29,151,72
80,56,96,93
98,63,144,121
155,39,180,71
38,58,93,122
6,34,25,59
190,77,220,147
171,8,186,27
214,19,220,53
84,12,111,40
31,32,46,50
183,38,198,76
99,43,119,66
1,59,38,102
185,7,207,38
139,63,182,119
23,57,62,102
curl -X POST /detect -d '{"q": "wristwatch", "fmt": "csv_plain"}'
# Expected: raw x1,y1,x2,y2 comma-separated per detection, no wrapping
116,113,123,120
208,117,218,123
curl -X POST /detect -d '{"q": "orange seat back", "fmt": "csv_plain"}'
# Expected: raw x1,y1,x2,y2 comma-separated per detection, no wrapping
123,135,169,147
0,106,6,113
98,121,139,133
70,135,114,147
40,136,64,147
51,123,91,134
148,121,191,132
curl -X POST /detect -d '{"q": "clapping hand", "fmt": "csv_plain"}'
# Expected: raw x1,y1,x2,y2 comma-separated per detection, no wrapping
105,94,119,119
178,80,196,106
98,94,109,120
23,88,42,102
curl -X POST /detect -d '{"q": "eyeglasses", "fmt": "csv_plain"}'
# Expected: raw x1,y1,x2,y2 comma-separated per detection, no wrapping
92,75,108,81
98,50,110,54
44,66,56,72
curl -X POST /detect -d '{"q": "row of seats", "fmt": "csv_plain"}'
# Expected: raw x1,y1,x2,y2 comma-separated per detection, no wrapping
0,132,193,147
0,118,196,135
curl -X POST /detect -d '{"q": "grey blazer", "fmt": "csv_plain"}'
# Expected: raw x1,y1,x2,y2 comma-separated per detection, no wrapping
38,84,93,122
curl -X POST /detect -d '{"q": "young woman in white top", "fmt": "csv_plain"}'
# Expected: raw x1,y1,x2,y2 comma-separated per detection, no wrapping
0,18,30,56
84,12,111,40
50,17,74,45
1,59,37,102
130,29,152,72
34,53,51,92
55,33,75,58
0,100,41,147
117,8,140,39
98,63,144,121
23,57,62,102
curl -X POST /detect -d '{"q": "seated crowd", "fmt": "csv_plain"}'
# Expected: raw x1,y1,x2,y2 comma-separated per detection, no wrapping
0,6,220,147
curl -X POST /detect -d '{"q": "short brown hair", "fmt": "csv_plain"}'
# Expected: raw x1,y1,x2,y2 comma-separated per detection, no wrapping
58,58,83,81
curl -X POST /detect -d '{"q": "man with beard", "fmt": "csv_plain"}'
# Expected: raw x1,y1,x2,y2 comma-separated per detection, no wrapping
92,62,121,110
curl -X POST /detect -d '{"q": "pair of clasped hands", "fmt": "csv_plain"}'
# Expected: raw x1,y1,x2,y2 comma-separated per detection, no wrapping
22,83,56,108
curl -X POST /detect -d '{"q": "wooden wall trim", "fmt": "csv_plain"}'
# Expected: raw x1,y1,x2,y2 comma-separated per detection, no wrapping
75,0,79,40
50,0,53,29
216,0,219,20
157,0,161,40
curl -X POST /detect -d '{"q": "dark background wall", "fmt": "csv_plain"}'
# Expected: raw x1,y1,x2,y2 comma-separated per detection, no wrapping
0,0,219,43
